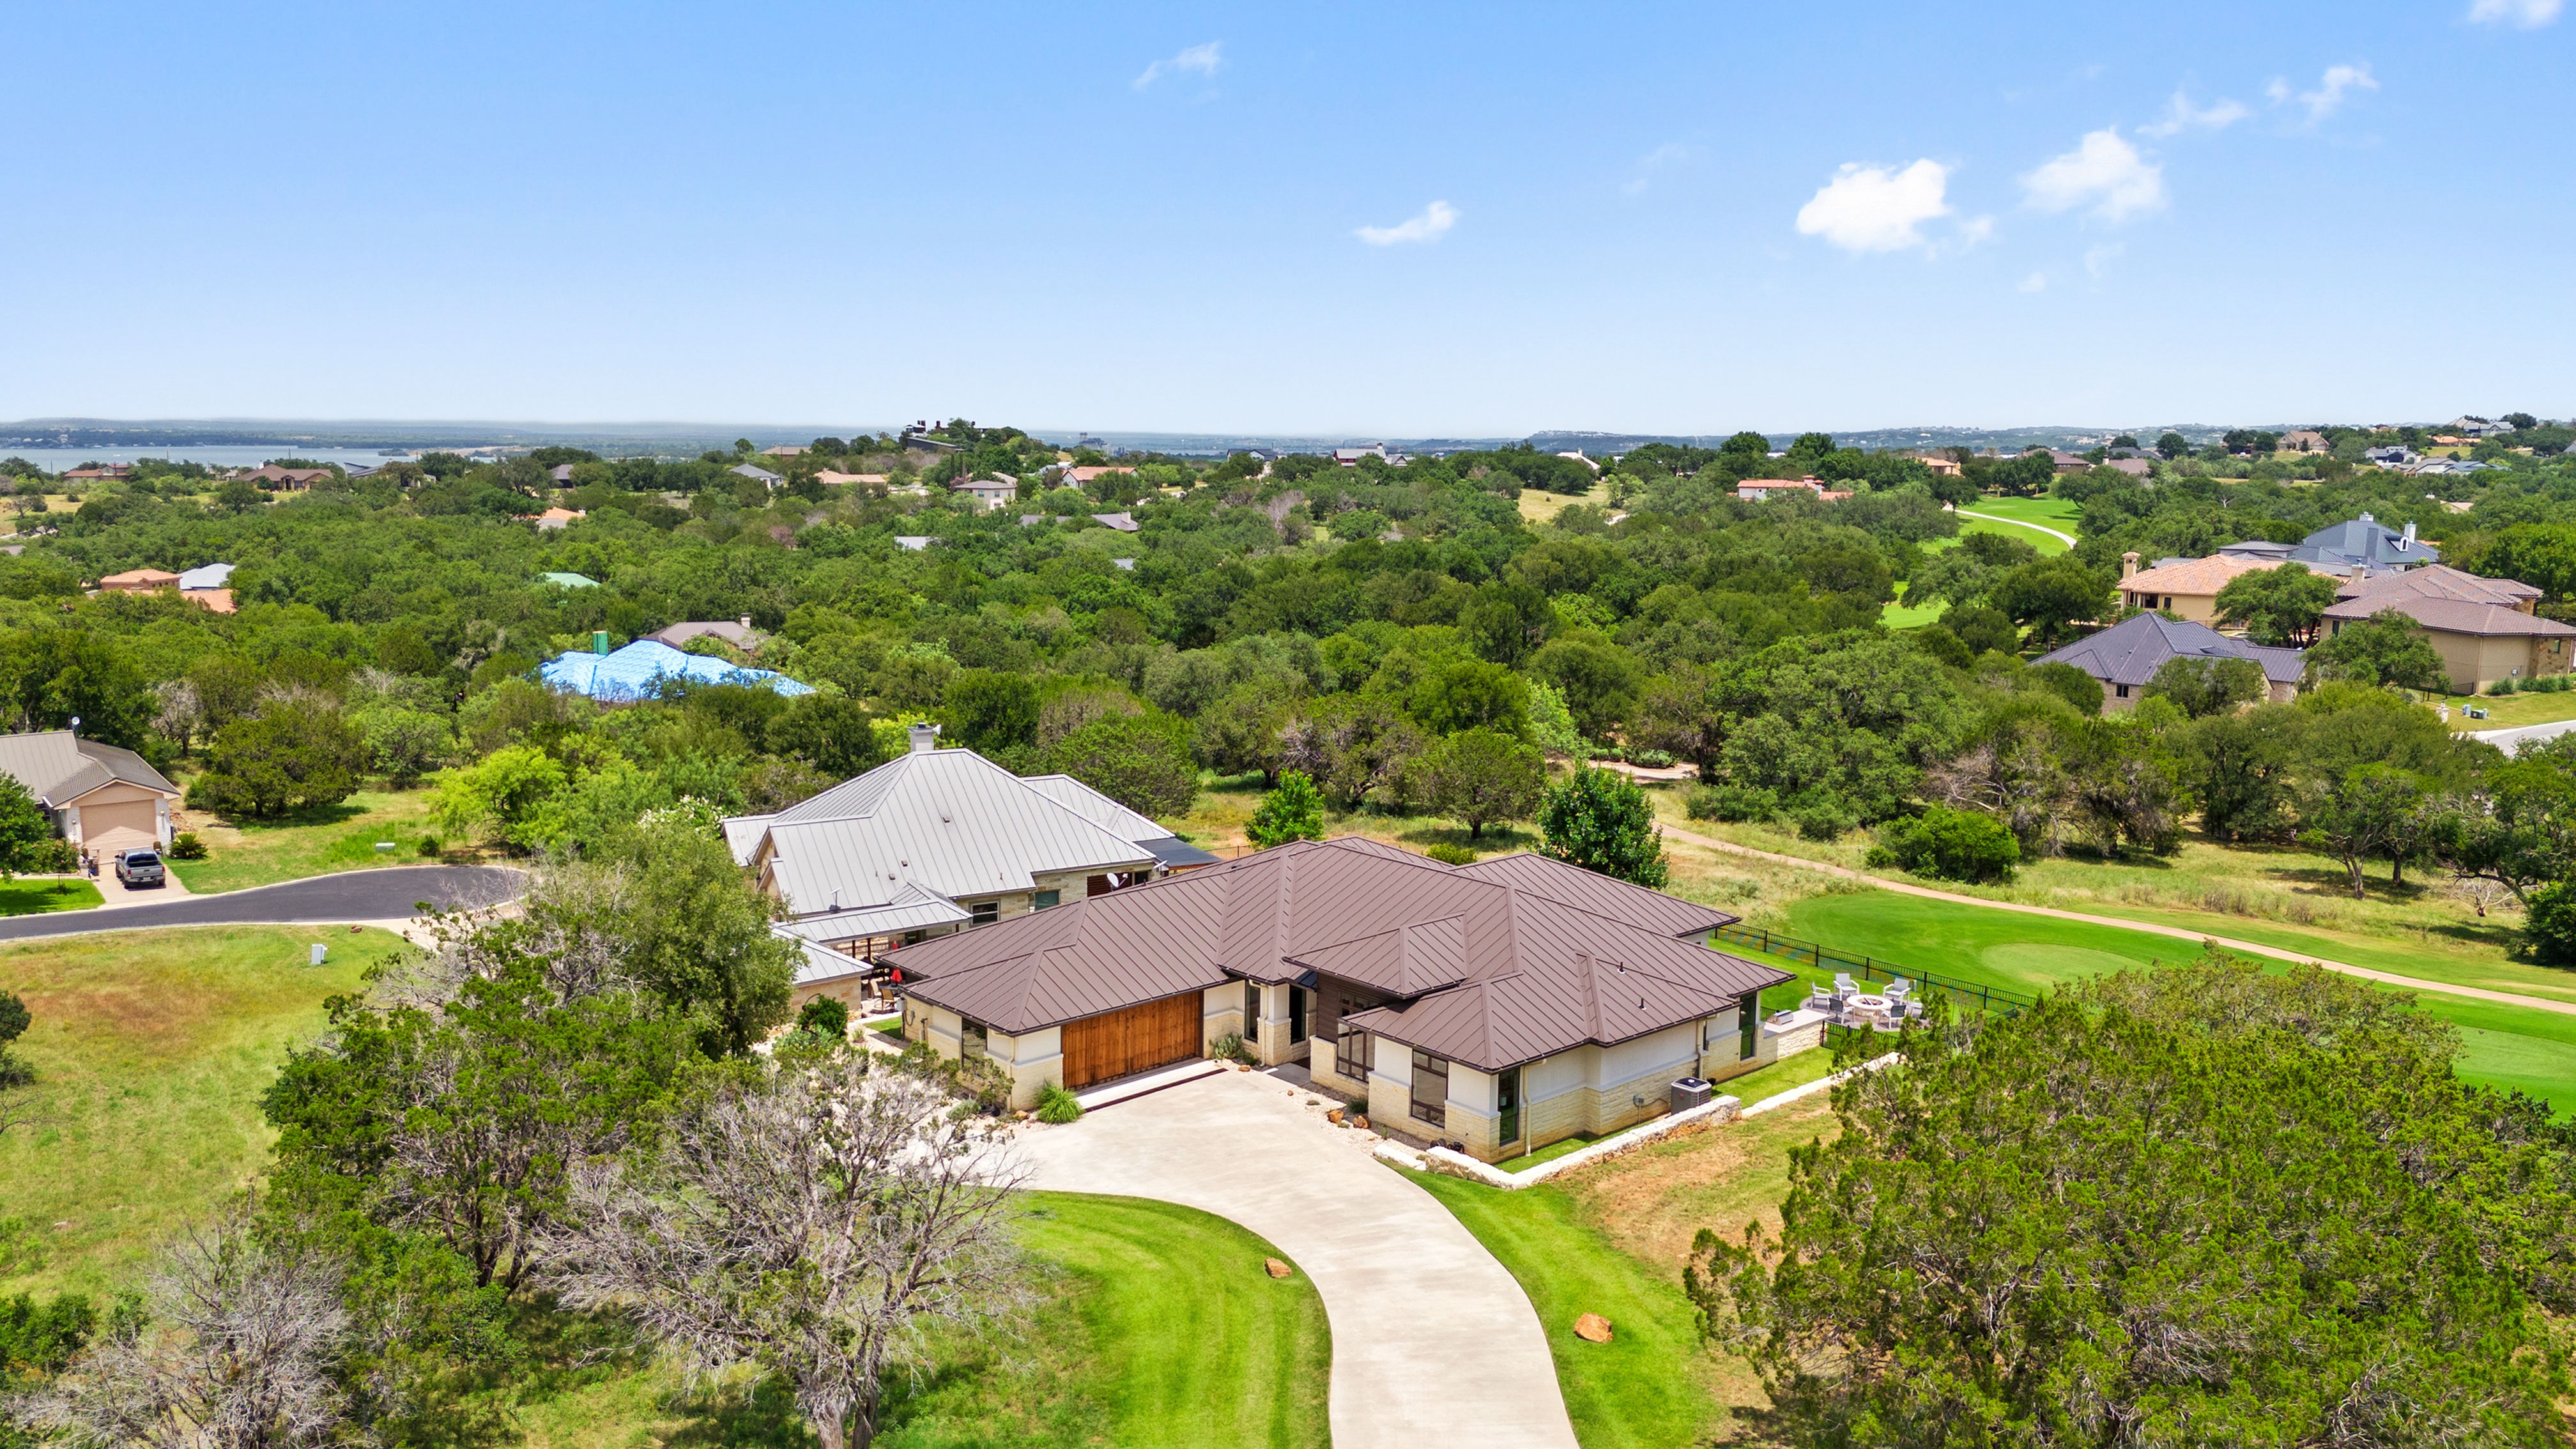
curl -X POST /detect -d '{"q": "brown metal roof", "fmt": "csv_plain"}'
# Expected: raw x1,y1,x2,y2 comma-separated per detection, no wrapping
887,838,1786,1070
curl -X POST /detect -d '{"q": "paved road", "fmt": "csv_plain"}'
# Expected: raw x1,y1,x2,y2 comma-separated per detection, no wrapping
1954,507,2078,548
1665,822,2576,1018
1015,1070,1579,1449
0,866,521,942
2467,717,2576,755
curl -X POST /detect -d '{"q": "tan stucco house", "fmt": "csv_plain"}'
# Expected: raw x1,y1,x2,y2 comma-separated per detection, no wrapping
0,730,180,857
2322,565,2576,693
2118,552,2284,625
882,837,1794,1162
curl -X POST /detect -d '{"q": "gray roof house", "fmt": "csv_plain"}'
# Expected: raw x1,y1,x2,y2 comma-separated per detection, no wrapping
643,618,763,652
882,836,1789,1160
725,725,1219,994
728,463,785,487
2222,512,2436,576
0,730,181,855
2034,613,2304,711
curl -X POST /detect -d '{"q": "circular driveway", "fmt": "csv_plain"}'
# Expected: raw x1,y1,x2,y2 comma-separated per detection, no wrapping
0,865,522,942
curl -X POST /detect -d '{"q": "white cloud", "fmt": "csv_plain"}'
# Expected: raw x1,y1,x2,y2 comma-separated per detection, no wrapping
1133,40,1222,89
2290,63,2377,121
1954,215,1997,248
2020,128,2166,222
1794,159,1952,253
1354,200,1458,246
2469,0,2561,27
2266,76,2292,104
2019,272,2049,293
1621,142,1692,196
2084,242,2126,277
2139,89,2250,138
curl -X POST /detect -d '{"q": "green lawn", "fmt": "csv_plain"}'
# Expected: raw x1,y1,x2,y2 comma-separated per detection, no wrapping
1495,1131,1604,1174
2438,686,2576,730
0,878,103,916
1715,1045,1844,1105
166,788,443,893
1957,494,2082,547
0,925,409,1296
1412,1172,1724,1449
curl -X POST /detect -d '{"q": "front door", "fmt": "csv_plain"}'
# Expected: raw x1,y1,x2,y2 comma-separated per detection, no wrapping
1288,985,1308,1045
1496,1066,1521,1149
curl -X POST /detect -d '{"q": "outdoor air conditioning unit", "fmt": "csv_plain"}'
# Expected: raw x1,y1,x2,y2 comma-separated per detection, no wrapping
1670,1077,1714,1113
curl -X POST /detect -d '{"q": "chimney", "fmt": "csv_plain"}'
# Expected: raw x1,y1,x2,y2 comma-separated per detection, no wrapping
2121,551,2141,579
2401,521,2417,550
908,723,942,755
2350,564,2368,585
739,615,753,630
592,630,611,655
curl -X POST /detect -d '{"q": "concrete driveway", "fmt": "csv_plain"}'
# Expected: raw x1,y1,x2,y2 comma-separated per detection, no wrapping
1013,1068,1578,1449
0,865,521,942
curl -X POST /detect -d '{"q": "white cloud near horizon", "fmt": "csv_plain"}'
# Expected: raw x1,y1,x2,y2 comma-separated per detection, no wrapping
1354,199,1458,245
2469,0,2562,27
1133,41,1222,89
2139,89,2250,137
1795,159,1952,252
2020,128,2165,222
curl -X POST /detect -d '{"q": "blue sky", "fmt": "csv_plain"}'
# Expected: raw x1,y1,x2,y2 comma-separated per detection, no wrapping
3,2,2568,434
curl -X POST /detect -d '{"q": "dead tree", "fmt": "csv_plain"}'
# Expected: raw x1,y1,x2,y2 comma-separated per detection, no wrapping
537,1053,1027,1449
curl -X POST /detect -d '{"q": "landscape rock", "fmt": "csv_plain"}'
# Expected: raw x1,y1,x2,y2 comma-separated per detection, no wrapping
1574,1313,1614,1344
1351,1114,1368,1131
1265,1257,1292,1279
1327,1108,1345,1124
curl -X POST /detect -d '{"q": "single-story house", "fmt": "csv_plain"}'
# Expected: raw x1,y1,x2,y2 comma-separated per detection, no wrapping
2222,512,2435,576
760,445,808,457
176,562,235,615
2365,446,2421,468
882,837,1793,1160
2117,551,2283,625
2034,612,2304,711
894,535,933,551
2099,456,2153,477
549,464,577,484
2280,429,2332,453
243,465,334,488
1062,465,1135,486
726,725,1219,1013
1089,511,1139,533
537,571,599,589
537,638,813,703
2322,565,2576,693
62,465,134,482
1736,477,1854,503
0,730,180,857
952,477,1018,511
2048,450,2092,474
1917,454,1963,477
1333,445,1386,466
643,618,763,652
815,470,889,487
96,568,180,592
533,507,584,530
728,463,785,488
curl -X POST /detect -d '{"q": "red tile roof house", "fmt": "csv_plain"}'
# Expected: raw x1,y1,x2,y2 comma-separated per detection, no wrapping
882,836,1794,1162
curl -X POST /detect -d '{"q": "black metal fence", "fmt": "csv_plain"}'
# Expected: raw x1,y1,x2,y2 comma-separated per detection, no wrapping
1710,923,2037,1018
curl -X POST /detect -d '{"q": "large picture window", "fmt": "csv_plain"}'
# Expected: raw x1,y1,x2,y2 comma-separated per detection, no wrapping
1409,1049,1448,1126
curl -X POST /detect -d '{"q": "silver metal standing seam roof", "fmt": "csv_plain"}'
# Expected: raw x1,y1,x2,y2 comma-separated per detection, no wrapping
740,748,1158,917
2034,612,2304,688
0,731,180,806
886,838,1782,1072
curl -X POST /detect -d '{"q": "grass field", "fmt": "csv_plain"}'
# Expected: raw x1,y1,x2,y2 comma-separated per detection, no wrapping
165,788,443,893
0,878,102,916
0,925,408,1296
1517,478,1613,524
1956,494,2081,548
2437,687,2576,730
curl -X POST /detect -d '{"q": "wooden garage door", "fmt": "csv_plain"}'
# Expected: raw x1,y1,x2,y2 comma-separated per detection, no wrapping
82,801,158,857
1061,993,1201,1090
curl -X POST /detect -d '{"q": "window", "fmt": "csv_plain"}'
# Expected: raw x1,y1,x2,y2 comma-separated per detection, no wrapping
1409,1049,1448,1126
1243,983,1261,1045
962,1020,987,1060
1033,889,1061,910
1496,1066,1520,1146
970,900,999,926
2114,684,2131,699
1335,1023,1370,1080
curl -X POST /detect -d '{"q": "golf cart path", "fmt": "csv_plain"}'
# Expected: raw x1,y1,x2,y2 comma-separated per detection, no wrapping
0,866,521,942
1953,507,2078,548
1666,823,2576,1019
1015,1069,1579,1449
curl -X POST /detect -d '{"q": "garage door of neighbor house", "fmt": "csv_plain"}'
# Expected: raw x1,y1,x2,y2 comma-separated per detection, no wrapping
1061,993,1201,1089
82,801,159,857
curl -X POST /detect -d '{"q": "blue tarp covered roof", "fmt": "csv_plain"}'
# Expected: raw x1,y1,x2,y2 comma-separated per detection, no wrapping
539,639,815,702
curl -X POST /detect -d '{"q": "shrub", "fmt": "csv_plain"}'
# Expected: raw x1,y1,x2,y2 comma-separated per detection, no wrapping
1687,784,1777,822
2490,678,2517,696
1865,806,2021,883
417,835,442,858
2526,881,2576,964
1630,749,1676,769
20,837,79,873
1247,770,1327,848
1422,842,1478,865
164,831,208,861
795,997,850,1040
1035,1082,1084,1124
1538,765,1667,887
1209,1031,1256,1065
1786,792,1862,841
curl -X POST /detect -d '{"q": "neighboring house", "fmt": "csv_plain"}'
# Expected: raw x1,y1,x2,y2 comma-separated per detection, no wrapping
2048,450,2092,473
537,571,600,588
61,465,134,482
549,464,577,484
1089,511,1139,532
96,568,180,592
243,464,334,487
2222,512,2436,576
1063,465,1135,487
760,445,808,457
2099,457,2153,477
952,477,1018,511
725,726,1220,1013
1735,477,1853,502
2411,459,2495,477
178,562,236,615
2280,429,2332,453
894,535,933,551
643,617,762,652
2117,552,2282,625
1917,454,1963,477
0,730,180,856
2365,445,2420,468
2034,612,2304,710
1333,445,1386,466
537,638,813,703
728,463,785,488
881,836,1791,1159
2321,564,2576,693
814,470,889,487
533,507,584,530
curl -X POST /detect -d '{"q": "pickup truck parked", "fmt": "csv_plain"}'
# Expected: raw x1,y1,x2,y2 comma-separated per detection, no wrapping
112,849,165,888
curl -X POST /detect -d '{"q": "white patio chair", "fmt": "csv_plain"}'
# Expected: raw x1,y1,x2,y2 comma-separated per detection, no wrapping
1832,972,1859,995
1887,978,1913,1000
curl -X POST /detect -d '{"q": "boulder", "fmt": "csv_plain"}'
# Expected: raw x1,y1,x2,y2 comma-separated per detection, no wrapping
1351,1114,1368,1131
1265,1257,1292,1279
1573,1313,1614,1344
1327,1108,1346,1124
